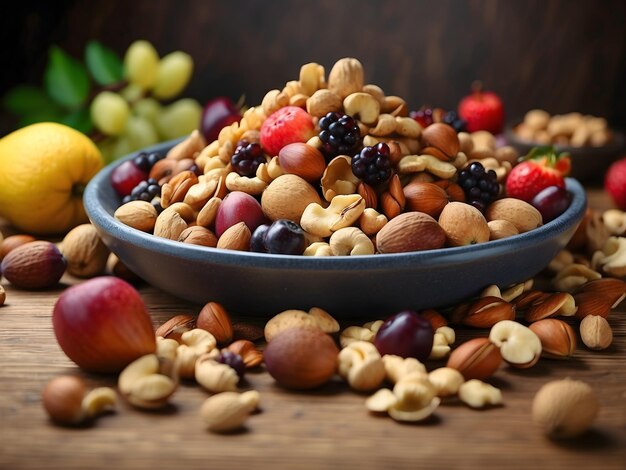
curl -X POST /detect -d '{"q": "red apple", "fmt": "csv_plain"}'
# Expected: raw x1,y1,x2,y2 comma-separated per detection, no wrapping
214,191,267,238
52,276,156,373
458,82,505,134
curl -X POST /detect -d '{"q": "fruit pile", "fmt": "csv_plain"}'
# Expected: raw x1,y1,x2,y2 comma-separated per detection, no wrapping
110,58,573,255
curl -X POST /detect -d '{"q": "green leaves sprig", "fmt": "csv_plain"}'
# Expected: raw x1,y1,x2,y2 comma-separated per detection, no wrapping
2,41,124,134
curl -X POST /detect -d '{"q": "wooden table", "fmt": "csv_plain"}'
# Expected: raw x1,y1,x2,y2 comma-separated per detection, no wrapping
1,189,624,470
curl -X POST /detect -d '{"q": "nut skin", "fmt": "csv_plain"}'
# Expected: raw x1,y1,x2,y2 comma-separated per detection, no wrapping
178,226,218,247
197,302,234,345
403,182,449,218
579,315,613,350
529,319,576,358
461,297,516,328
264,326,339,390
278,143,326,183
216,222,251,251
421,123,460,160
1,241,66,289
376,212,446,254
0,234,36,262
155,314,196,342
447,337,502,380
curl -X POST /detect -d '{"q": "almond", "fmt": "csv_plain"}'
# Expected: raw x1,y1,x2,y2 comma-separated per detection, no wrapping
529,319,576,358
573,291,614,319
439,202,490,247
0,241,66,289
178,226,218,247
525,292,577,322
155,314,196,341
376,212,446,254
447,337,502,380
462,296,516,328
217,222,251,251
114,200,158,232
197,302,233,344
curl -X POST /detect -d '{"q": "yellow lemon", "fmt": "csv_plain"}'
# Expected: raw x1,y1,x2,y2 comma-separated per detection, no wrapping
0,122,104,235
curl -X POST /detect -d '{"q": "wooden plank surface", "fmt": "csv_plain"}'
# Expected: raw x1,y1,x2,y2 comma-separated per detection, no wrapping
0,190,624,470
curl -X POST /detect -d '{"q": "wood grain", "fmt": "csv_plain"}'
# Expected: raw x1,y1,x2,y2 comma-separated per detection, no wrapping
0,191,625,469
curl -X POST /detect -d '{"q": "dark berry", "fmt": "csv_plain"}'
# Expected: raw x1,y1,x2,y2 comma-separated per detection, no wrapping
442,110,467,133
250,223,271,253
216,350,245,378
126,178,161,203
531,186,572,223
374,311,434,361
147,152,165,168
231,140,267,177
457,162,500,211
318,112,361,159
264,220,306,255
351,143,392,186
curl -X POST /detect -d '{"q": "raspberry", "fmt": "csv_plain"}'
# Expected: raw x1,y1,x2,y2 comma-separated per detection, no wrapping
318,112,361,159
457,162,500,212
231,140,266,177
351,143,392,186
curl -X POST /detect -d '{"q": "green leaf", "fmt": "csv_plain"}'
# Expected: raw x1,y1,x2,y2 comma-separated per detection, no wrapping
85,41,124,86
44,46,90,108
61,107,93,134
17,108,65,128
2,85,61,116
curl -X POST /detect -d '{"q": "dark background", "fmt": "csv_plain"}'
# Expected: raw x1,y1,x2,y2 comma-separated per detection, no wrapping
1,0,626,135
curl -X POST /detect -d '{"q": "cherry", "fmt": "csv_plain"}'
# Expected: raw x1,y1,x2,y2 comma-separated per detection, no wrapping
374,310,434,361
531,185,572,223
264,220,306,255
250,223,271,253
111,160,149,197
200,97,242,143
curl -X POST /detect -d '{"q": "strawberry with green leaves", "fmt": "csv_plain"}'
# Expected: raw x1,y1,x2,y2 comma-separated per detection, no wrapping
505,146,571,202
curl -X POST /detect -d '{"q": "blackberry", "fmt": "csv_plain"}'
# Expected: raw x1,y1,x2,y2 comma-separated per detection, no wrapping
457,162,500,212
133,151,165,173
122,178,161,204
318,112,361,159
442,111,467,133
231,140,266,177
351,143,392,186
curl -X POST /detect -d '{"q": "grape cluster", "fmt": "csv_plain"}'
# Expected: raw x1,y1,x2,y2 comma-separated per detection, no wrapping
231,140,267,177
91,40,201,163
318,112,361,159
457,162,500,212
351,143,392,186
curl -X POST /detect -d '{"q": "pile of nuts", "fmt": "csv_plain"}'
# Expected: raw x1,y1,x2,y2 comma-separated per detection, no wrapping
514,109,613,147
112,58,528,255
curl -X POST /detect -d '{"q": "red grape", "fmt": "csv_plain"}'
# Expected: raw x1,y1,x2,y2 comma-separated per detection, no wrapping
200,97,241,143
374,311,434,361
531,185,572,223
111,160,149,197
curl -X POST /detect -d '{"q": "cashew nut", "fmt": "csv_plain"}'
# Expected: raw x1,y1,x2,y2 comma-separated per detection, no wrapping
359,208,388,236
343,92,380,124
387,375,440,422
195,354,239,393
552,263,602,292
200,390,260,432
156,337,179,362
458,379,502,408
368,114,397,136
339,325,376,348
382,355,427,384
306,89,342,117
428,367,465,397
118,354,178,409
321,156,360,201
225,171,268,196
489,320,542,368
594,236,626,277
175,329,218,378
603,209,626,236
429,326,456,360
338,341,386,392
397,154,457,179
300,194,366,238
303,242,333,257
329,227,374,256
394,116,422,138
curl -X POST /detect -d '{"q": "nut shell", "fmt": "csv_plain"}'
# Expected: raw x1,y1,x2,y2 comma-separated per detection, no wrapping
261,174,322,223
421,123,460,160
278,143,326,183
0,234,36,262
447,337,502,380
1,241,66,289
197,302,234,344
264,326,338,389
376,212,446,254
403,182,449,218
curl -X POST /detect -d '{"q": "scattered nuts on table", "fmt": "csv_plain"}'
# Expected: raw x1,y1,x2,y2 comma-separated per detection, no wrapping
200,390,260,433
0,284,5,306
338,341,386,392
489,320,542,368
382,355,427,384
60,224,110,278
42,375,116,426
175,329,218,379
367,374,440,423
429,326,455,360
196,301,234,344
528,319,577,359
195,354,239,393
458,379,502,409
118,354,178,409
428,367,465,397
446,337,502,380
155,314,196,341
226,340,264,368
579,315,613,350
532,379,599,438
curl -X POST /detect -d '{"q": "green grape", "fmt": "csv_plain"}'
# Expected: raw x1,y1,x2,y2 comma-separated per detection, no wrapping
156,98,202,140
124,115,159,150
120,83,145,102
111,135,134,160
133,97,162,126
90,91,130,136
124,40,159,90
152,51,193,100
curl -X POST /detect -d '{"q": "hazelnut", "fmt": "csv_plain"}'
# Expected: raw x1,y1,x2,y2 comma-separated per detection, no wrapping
197,302,233,345
0,234,37,262
528,319,576,358
447,337,502,380
264,327,338,389
278,143,326,183
402,182,449,218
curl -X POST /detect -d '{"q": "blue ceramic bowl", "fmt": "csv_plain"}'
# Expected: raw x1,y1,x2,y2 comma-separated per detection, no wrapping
84,141,587,318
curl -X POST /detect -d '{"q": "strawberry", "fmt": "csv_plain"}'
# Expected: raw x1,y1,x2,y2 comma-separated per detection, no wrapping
505,146,571,202
604,156,626,210
458,81,504,134
260,106,315,157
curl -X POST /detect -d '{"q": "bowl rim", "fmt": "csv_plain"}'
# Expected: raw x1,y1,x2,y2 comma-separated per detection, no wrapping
84,141,587,272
